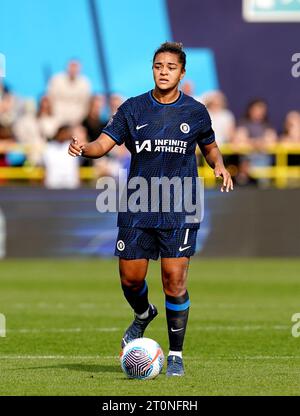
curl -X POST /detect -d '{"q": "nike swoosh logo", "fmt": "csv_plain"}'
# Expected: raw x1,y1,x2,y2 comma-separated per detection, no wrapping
170,327,184,333
179,245,191,252
136,124,148,130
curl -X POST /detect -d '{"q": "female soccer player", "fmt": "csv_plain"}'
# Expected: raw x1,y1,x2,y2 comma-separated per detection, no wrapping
69,42,233,376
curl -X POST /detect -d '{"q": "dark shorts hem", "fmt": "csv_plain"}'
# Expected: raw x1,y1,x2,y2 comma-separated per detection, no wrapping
115,227,198,260
160,252,195,258
114,251,159,261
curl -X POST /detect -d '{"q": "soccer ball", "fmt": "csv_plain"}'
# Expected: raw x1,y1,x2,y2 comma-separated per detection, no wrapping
120,337,164,380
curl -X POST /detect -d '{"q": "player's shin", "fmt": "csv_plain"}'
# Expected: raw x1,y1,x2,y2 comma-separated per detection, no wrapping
165,291,190,356
121,280,150,317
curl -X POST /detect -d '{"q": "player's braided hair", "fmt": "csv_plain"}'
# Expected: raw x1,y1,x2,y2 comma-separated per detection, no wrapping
153,41,186,69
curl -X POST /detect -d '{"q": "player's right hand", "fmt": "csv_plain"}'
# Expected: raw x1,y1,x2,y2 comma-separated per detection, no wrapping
68,136,84,157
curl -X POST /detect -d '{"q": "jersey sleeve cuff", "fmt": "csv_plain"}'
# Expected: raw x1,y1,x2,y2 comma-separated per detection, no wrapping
202,137,216,145
197,126,216,145
102,130,123,145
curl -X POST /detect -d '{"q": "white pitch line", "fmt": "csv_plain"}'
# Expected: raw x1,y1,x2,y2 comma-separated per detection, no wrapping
0,355,299,361
193,325,290,331
232,356,300,360
7,328,120,333
0,355,117,360
5,325,290,334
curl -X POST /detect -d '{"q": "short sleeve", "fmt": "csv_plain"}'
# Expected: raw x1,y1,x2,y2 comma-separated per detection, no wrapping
196,106,216,146
102,102,130,146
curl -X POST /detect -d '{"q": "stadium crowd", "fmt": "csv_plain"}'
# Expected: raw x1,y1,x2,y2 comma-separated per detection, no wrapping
0,59,299,188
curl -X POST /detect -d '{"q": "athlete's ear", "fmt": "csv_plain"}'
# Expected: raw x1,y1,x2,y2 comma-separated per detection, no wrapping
180,69,186,80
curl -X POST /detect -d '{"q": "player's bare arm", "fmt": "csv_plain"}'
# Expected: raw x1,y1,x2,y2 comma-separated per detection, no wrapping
68,133,116,158
200,140,234,193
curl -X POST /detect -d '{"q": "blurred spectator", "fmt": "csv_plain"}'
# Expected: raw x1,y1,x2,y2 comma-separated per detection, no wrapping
14,100,42,165
234,99,277,186
280,111,300,145
234,98,277,149
81,95,106,142
43,125,80,189
181,80,206,103
0,124,26,167
0,82,19,127
233,156,258,187
92,93,128,179
47,60,91,126
201,90,235,145
181,80,195,97
37,95,61,140
0,124,14,168
108,93,124,117
14,96,60,165
280,110,300,167
0,124,15,145
0,81,9,100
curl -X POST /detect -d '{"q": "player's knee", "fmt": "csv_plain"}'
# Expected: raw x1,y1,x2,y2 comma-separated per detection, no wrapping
120,276,145,291
164,286,186,297
119,266,146,283
119,259,147,283
162,273,186,297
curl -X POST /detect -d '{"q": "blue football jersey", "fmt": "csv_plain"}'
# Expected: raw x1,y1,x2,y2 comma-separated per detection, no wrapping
102,90,215,229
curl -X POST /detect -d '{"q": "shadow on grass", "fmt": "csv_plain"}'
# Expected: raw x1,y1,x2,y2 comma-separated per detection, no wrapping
58,363,121,373
15,363,121,374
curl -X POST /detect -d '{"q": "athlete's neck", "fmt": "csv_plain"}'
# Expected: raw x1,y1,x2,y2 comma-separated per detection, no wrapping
152,87,180,104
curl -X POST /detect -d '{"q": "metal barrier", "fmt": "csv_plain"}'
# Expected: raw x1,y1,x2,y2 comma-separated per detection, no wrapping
0,144,299,188
0,167,95,180
198,144,300,188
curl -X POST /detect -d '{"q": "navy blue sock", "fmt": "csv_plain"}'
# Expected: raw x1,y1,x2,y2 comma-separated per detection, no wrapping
121,280,149,315
165,291,190,352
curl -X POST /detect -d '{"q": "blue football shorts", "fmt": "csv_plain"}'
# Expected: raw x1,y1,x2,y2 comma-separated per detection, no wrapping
114,227,198,260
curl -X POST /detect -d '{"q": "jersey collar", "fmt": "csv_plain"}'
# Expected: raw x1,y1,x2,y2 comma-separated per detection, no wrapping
149,90,183,107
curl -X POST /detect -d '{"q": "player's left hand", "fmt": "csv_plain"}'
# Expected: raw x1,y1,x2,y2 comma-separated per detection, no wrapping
214,165,234,193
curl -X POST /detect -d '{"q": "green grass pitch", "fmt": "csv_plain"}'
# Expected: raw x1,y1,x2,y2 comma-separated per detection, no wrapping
0,258,300,396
